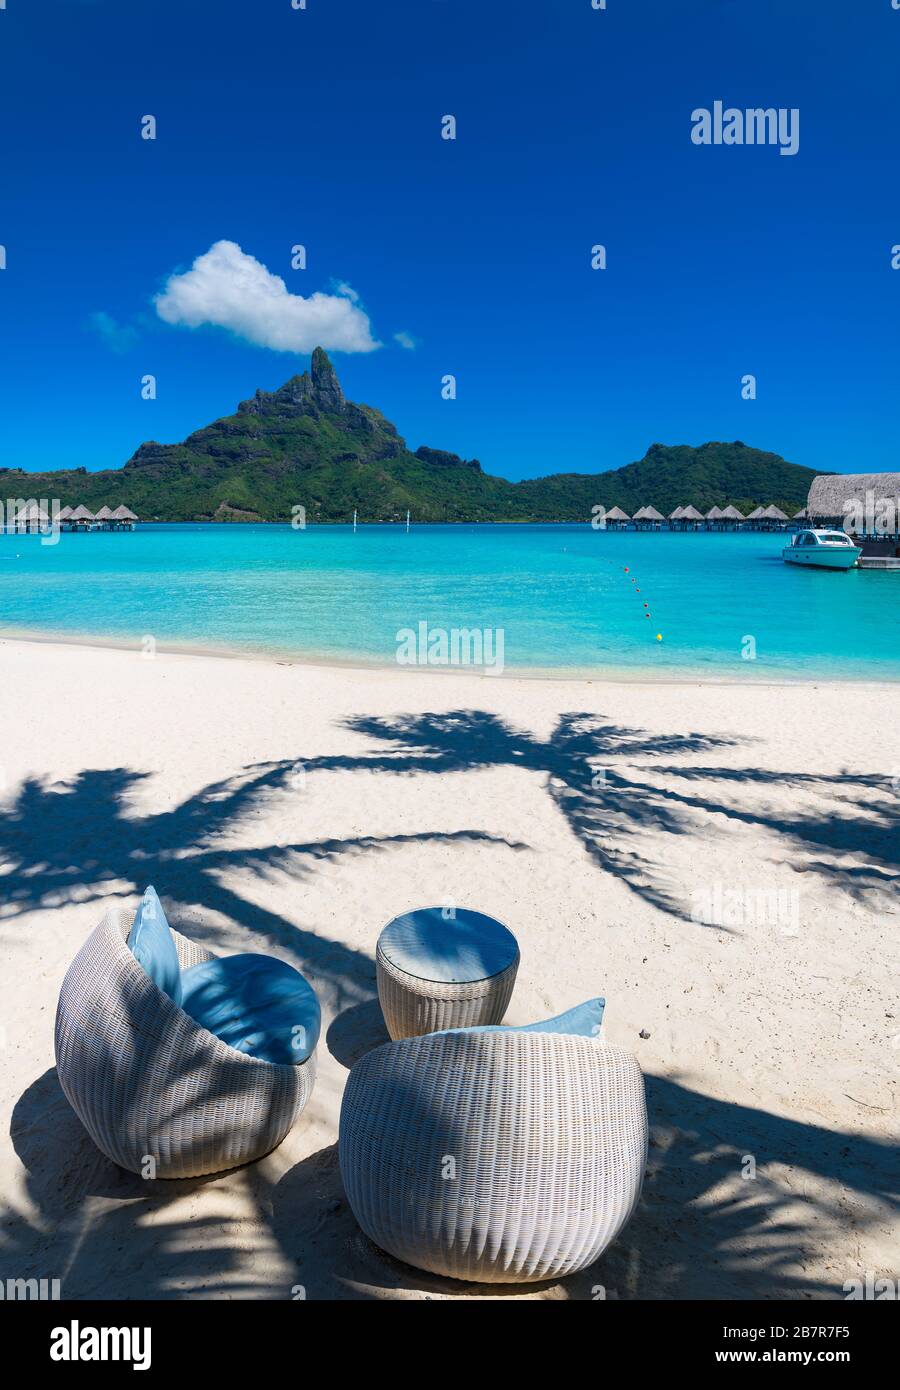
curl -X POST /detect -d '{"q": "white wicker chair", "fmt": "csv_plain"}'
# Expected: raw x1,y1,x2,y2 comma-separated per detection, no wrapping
338,1029,647,1283
54,907,316,1178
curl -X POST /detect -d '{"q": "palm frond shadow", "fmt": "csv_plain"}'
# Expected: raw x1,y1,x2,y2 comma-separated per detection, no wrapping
0,761,525,1010
2,708,892,944
2,706,896,1297
274,708,898,918
8,1064,896,1300
0,745,527,1299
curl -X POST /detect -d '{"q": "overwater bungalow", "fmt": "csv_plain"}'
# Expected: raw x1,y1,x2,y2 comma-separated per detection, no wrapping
21,503,141,533
633,505,664,531
807,472,900,541
759,505,789,531
679,504,705,530
11,502,51,534
110,505,138,531
598,502,800,534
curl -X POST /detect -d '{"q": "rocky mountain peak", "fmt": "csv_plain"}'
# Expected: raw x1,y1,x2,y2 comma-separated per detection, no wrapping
238,347,345,417
311,347,344,409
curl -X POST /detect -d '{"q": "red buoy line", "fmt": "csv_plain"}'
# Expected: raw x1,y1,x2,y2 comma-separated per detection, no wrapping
623,567,663,641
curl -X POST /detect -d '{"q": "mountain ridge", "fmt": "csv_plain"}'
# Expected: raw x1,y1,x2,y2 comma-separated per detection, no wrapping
0,349,822,521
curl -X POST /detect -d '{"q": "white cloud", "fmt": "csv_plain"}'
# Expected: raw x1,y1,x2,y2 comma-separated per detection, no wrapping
331,280,360,303
87,311,139,353
394,330,418,351
154,240,380,354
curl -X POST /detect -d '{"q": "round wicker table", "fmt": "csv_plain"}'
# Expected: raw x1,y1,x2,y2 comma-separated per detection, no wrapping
376,907,520,1040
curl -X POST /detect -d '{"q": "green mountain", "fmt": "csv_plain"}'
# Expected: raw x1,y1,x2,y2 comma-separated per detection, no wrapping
0,348,819,521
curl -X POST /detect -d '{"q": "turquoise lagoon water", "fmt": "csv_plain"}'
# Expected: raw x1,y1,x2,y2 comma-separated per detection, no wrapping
0,523,897,679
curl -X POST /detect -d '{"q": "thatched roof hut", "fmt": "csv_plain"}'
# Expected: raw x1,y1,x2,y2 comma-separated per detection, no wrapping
745,506,765,521
705,506,723,520
762,505,788,521
15,502,51,523
57,505,74,521
641,505,664,521
111,505,138,521
70,506,95,521
94,506,114,521
807,472,900,535
793,507,808,520
604,506,631,522
680,505,704,522
719,505,746,521
669,506,685,520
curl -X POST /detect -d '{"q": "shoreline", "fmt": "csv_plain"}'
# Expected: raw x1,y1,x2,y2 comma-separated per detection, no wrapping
1,624,897,689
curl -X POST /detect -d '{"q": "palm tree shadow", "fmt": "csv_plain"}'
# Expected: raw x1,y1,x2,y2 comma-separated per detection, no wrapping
8,1063,894,1300
0,762,526,1011
272,708,898,919
5,1067,268,1299
2,705,895,1298
268,1071,898,1301
584,1072,899,1300
0,748,528,1299
2,706,891,946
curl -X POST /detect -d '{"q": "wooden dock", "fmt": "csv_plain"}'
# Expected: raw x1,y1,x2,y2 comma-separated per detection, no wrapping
857,556,900,570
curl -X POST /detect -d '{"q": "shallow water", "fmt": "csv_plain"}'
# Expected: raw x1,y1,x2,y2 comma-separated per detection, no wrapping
0,523,897,679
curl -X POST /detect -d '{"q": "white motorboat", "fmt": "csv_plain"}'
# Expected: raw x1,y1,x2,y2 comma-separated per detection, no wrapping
782,528,861,570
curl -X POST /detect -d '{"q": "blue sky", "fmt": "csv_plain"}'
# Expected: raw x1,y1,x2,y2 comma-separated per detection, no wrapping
1,0,898,480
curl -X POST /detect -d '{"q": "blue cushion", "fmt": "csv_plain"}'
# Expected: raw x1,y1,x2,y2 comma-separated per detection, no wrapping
127,886,183,1005
512,998,605,1038
180,953,320,1065
440,997,605,1041
378,907,518,984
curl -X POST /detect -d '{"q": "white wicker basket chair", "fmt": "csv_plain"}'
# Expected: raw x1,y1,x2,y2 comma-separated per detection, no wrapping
339,1029,647,1283
54,907,316,1178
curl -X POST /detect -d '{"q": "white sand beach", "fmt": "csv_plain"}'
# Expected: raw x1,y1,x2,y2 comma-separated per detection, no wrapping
0,636,896,1300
